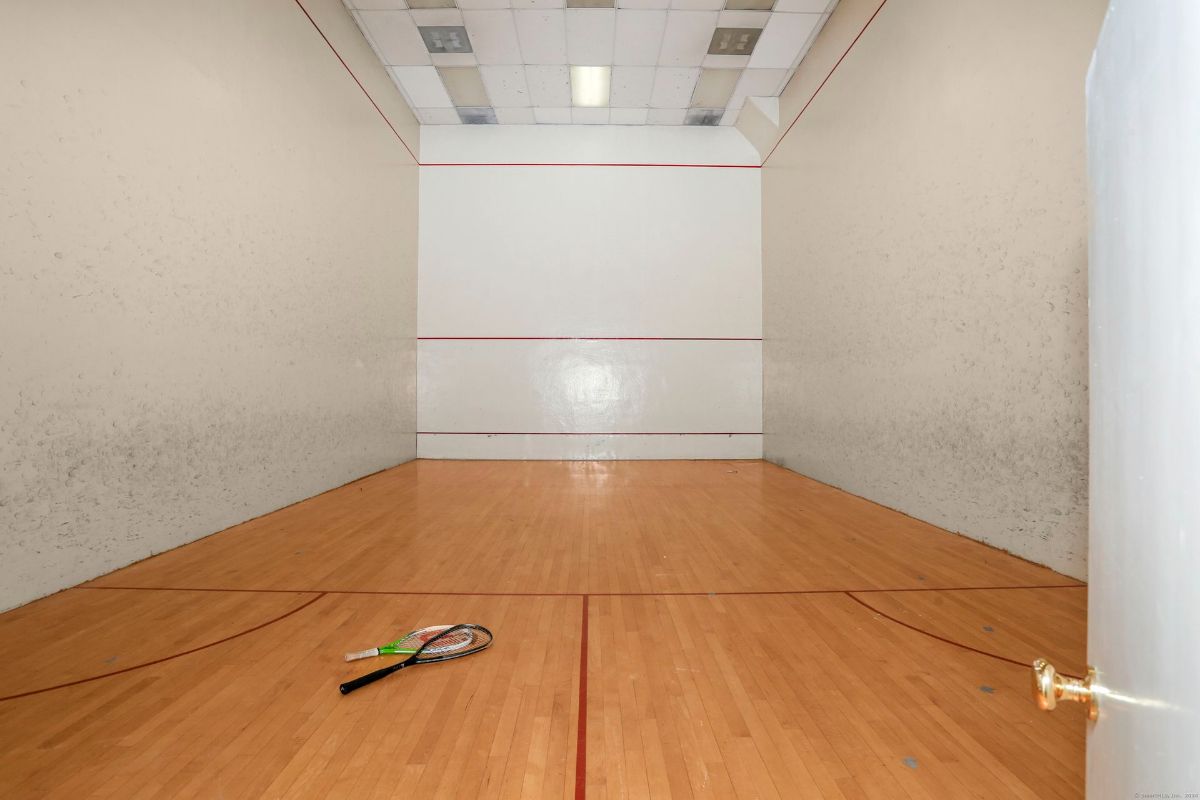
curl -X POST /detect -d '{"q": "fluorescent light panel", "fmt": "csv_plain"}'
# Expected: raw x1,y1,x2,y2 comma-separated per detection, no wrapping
570,65,611,107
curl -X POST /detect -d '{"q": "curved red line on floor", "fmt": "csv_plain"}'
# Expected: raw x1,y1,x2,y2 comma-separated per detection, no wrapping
0,593,327,703
844,591,1083,680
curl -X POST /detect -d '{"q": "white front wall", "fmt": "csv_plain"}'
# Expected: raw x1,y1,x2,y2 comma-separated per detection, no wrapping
417,126,762,459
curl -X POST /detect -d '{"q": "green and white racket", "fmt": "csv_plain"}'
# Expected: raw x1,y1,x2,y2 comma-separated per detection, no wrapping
344,624,475,662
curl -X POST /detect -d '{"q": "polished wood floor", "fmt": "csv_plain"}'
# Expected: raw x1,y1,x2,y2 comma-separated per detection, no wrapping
0,460,1087,798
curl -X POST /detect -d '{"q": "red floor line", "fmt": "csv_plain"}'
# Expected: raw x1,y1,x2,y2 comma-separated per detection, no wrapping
79,584,1083,596
844,591,1084,680
761,0,890,166
418,336,764,341
575,595,589,800
0,593,327,703
291,0,419,164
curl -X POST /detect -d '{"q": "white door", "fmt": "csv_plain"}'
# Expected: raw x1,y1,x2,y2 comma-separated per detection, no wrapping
1087,1,1200,797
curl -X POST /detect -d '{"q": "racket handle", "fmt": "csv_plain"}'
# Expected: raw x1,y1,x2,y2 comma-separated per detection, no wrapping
344,648,379,662
339,661,408,695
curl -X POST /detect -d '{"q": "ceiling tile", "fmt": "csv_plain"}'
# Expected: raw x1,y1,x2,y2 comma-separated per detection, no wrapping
609,65,656,106
650,66,701,107
572,108,611,124
701,53,749,68
617,0,668,7
729,66,786,108
495,106,538,123
456,0,511,7
566,9,617,64
533,107,573,123
719,106,740,125
524,64,572,105
658,11,718,66
515,10,568,64
408,0,456,7
355,11,430,65
389,65,454,107
747,11,820,68
416,107,463,123
462,10,523,63
609,107,649,124
690,67,740,106
646,107,687,124
480,65,532,105
773,0,829,10
669,0,722,10
514,0,564,7
567,0,615,6
723,0,774,9
684,107,723,125
411,8,465,25
716,10,769,27
349,0,409,8
438,66,490,105
613,10,667,65
431,52,480,65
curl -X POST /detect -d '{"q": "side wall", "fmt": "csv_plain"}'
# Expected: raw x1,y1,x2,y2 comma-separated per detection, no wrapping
418,126,762,459
762,0,1106,578
0,0,421,610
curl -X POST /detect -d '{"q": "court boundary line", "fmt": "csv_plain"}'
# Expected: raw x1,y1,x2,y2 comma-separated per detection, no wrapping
575,596,589,800
79,584,1084,596
292,0,418,164
0,593,327,703
761,0,890,166
845,591,1084,679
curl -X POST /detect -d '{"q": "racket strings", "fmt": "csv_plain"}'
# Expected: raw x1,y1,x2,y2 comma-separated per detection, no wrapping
413,624,493,662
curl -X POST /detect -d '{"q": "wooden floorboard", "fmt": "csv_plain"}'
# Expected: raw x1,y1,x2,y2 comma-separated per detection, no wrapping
0,460,1087,798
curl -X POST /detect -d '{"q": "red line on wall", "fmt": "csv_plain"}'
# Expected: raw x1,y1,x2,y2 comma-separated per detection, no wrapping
422,162,760,169
761,0,891,166
291,0,419,164
417,432,763,436
575,595,590,800
418,336,763,342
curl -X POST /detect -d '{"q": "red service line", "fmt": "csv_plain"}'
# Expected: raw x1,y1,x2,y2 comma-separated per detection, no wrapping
418,336,762,341
421,162,760,169
417,432,763,436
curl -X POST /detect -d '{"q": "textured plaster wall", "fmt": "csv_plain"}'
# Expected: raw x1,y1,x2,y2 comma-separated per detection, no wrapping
762,0,1106,579
0,0,419,610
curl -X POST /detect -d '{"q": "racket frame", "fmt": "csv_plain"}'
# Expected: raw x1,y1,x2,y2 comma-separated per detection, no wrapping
339,623,493,695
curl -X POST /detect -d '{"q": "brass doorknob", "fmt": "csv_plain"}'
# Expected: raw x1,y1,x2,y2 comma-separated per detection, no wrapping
1031,658,1099,721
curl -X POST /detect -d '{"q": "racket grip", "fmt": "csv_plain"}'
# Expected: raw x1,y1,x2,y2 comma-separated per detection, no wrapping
344,648,379,662
339,662,406,695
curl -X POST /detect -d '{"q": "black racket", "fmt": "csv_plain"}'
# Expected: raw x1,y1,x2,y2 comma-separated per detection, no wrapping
339,623,493,695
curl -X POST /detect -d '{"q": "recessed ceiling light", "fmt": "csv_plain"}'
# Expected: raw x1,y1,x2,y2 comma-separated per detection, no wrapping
419,26,473,54
707,27,762,56
408,0,458,7
566,0,615,6
570,66,611,107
